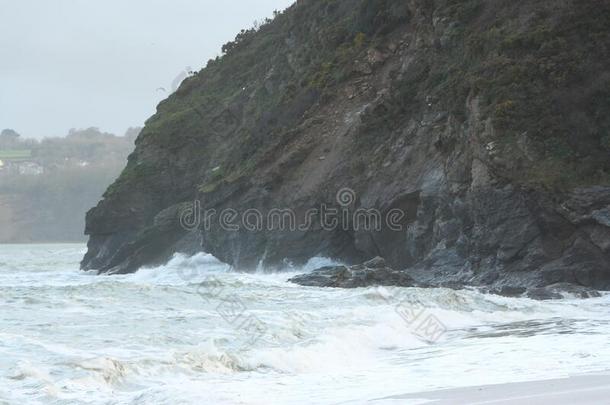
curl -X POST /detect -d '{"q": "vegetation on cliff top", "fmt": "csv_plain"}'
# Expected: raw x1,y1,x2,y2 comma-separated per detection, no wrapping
107,0,609,201
374,0,609,189
109,0,412,196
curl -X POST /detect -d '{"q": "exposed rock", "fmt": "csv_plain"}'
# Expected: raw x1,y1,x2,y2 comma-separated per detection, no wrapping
83,203,199,274
493,286,528,298
488,283,602,300
525,283,602,301
481,283,601,300
353,60,373,75
288,257,418,288
81,0,610,295
366,48,388,66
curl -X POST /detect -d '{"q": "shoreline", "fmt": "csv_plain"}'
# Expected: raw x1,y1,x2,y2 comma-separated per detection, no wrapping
374,374,610,404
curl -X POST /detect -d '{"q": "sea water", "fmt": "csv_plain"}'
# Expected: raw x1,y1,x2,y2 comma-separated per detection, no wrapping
1,244,609,404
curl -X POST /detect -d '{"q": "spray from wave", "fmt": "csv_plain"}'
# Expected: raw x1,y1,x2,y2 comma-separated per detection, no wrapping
1,244,610,404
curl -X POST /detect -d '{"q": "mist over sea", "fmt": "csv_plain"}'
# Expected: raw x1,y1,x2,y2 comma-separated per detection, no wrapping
2,244,610,404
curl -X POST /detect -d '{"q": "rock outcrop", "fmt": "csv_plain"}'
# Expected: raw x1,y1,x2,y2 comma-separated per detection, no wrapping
82,0,610,292
489,282,602,300
289,257,418,288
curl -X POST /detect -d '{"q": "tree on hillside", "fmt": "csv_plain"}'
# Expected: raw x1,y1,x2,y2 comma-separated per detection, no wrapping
0,129,21,148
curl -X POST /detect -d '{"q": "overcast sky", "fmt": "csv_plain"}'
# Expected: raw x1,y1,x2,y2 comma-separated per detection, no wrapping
0,0,294,138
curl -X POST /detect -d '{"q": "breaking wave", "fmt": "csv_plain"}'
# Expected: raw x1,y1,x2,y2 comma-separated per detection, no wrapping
2,245,610,404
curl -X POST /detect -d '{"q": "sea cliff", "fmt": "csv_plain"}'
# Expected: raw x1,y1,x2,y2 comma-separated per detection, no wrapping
82,0,610,291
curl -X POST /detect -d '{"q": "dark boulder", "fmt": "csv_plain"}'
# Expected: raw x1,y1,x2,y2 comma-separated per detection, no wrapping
288,257,418,288
493,286,528,298
489,283,602,300
525,283,602,301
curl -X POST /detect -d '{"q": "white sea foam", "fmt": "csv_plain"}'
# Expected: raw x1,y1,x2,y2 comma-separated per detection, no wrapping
1,244,610,404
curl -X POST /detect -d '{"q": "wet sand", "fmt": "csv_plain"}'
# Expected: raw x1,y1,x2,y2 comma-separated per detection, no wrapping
375,374,610,404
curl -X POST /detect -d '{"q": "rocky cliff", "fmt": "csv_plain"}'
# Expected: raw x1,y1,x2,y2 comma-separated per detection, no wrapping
82,0,610,290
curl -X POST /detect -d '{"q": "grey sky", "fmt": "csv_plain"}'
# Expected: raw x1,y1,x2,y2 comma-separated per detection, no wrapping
0,0,294,138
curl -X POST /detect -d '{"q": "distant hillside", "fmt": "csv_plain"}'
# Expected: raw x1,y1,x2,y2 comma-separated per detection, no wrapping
0,127,138,242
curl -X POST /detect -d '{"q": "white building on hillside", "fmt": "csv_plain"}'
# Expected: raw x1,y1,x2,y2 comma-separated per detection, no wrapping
17,161,44,176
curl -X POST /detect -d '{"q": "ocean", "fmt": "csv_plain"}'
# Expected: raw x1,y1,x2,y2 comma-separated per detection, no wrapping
1,244,609,404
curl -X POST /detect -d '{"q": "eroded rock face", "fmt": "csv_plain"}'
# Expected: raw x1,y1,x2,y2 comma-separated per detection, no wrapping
82,0,610,291
288,257,418,288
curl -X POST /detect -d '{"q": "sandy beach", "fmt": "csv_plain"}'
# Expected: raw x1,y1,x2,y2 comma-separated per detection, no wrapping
375,374,610,404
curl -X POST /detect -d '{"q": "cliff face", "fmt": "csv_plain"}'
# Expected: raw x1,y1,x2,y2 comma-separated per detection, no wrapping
82,0,610,290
